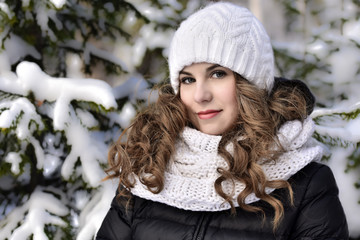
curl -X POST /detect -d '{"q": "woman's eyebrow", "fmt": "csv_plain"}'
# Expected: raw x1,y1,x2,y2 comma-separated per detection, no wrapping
206,64,221,73
180,64,222,76
179,70,192,76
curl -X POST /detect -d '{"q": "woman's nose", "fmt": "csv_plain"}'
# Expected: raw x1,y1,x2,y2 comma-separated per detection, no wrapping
194,82,212,103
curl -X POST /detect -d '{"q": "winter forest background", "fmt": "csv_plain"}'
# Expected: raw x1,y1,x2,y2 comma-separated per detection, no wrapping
0,0,359,239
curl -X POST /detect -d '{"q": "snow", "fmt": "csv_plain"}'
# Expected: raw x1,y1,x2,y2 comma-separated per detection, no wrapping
0,61,121,189
21,0,30,7
344,20,360,44
34,1,58,41
2,34,41,66
112,74,152,103
5,152,23,175
61,117,108,187
14,61,117,130
0,51,154,237
104,2,115,13
328,147,360,237
313,100,360,144
43,154,61,177
312,100,360,119
137,1,169,23
328,46,360,85
306,39,329,60
0,187,68,239
315,117,360,143
42,132,63,156
0,3,13,18
50,0,66,9
0,97,46,171
159,0,182,10
74,190,90,210
107,102,136,129
311,99,360,238
136,23,175,58
0,0,360,238
17,162,31,184
62,40,128,72
77,181,117,240
66,53,84,79
76,108,99,128
0,60,125,238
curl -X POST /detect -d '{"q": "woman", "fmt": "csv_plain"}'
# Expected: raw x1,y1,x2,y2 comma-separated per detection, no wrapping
97,2,348,239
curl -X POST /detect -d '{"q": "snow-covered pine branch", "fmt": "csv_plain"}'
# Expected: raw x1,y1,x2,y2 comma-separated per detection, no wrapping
0,61,138,238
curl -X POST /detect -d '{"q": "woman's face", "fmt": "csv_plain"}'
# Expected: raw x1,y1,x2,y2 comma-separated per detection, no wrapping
179,62,238,135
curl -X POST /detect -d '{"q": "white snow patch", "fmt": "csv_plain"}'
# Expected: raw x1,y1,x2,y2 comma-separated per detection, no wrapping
3,34,41,65
328,45,360,85
13,61,117,130
0,187,68,239
50,0,66,9
327,148,360,238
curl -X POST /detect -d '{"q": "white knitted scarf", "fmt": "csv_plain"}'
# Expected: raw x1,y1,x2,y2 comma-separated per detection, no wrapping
131,118,324,211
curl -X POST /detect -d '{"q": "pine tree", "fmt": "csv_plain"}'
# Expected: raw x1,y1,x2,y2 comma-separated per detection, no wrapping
273,1,360,238
0,0,204,238
0,0,149,76
273,0,360,173
1,0,359,239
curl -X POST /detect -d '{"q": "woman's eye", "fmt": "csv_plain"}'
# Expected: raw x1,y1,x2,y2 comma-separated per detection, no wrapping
180,77,195,84
211,70,226,78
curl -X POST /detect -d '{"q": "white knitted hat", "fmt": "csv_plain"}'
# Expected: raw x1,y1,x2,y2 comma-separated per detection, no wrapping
169,2,275,94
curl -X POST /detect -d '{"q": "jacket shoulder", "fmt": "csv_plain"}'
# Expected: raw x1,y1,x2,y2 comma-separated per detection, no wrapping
288,162,349,239
96,192,135,240
290,162,337,197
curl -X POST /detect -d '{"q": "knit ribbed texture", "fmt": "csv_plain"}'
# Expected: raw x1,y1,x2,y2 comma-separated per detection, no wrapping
169,2,274,94
131,118,324,211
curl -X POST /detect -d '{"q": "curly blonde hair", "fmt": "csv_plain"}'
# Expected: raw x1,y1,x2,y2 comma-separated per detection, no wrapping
105,74,314,230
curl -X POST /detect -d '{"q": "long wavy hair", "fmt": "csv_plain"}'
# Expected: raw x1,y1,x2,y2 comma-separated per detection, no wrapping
105,74,314,230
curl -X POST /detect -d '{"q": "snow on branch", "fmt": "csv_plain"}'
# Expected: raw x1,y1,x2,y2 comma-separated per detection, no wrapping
0,60,131,238
13,61,117,130
60,40,129,72
61,112,108,187
312,100,360,144
0,97,45,172
0,187,68,239
76,181,116,239
0,61,119,186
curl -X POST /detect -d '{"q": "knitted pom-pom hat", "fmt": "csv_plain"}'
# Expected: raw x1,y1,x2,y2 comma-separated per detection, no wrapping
169,2,274,94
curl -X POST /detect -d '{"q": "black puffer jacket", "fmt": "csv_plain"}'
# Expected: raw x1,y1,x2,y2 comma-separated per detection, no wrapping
96,162,348,240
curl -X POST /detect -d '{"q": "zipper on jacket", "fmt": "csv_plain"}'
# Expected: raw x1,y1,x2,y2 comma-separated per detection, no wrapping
192,213,211,240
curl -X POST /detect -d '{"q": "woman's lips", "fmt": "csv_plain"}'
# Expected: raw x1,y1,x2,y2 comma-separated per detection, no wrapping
197,110,222,120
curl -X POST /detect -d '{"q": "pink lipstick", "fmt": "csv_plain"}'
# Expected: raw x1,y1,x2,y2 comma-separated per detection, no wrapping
197,110,222,120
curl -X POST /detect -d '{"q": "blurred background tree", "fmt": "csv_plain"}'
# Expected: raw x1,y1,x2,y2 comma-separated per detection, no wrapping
0,0,359,239
270,2,360,237
0,0,204,238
